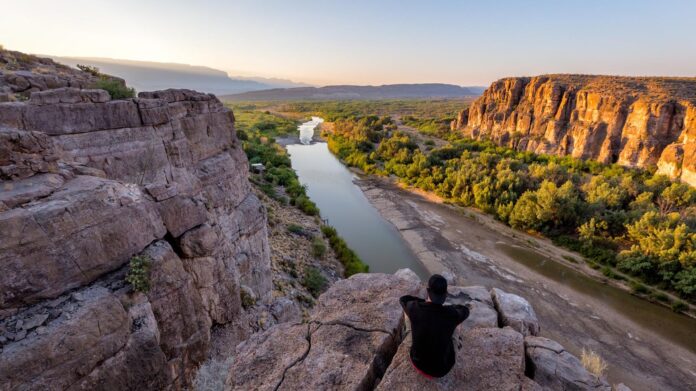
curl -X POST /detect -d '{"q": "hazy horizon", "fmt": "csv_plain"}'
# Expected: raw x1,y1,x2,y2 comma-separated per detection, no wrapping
2,0,695,86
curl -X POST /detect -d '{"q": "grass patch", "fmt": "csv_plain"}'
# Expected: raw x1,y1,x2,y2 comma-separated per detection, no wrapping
287,224,304,235
629,280,649,294
311,237,327,258
651,291,670,303
321,225,369,276
580,348,608,377
302,266,328,297
671,300,688,313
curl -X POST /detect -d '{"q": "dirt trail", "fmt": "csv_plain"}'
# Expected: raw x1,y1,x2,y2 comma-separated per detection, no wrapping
357,177,696,391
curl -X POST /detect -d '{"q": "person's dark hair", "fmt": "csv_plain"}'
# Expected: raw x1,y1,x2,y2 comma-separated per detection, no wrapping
427,274,448,305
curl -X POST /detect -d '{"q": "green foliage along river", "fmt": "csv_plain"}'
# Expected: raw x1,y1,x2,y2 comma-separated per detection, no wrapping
316,107,696,309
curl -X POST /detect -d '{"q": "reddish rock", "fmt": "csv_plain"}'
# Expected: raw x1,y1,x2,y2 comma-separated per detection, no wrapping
455,75,696,186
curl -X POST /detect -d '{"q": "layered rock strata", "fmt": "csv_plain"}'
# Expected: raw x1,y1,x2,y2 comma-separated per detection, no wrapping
0,82,270,389
452,75,696,186
227,270,615,391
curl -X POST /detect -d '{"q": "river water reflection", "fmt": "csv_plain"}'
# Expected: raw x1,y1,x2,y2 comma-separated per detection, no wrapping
285,119,429,280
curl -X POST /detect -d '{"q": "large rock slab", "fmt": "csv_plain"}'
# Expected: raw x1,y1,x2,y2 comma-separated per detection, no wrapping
0,287,130,390
0,176,166,310
525,336,612,391
280,323,398,391
376,327,526,391
311,273,421,333
226,273,422,391
491,288,539,336
226,323,310,391
447,286,498,330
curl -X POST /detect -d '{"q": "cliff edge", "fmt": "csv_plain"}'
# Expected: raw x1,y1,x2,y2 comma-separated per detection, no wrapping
226,270,620,391
452,75,696,186
0,52,270,389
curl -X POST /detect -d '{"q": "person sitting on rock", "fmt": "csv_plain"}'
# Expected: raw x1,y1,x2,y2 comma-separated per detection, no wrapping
399,274,470,379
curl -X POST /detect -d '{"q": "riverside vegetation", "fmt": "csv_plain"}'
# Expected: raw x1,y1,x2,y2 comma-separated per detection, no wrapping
231,100,696,310
230,104,369,276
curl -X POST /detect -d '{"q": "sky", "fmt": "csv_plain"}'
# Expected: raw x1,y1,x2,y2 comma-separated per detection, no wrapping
2,0,695,86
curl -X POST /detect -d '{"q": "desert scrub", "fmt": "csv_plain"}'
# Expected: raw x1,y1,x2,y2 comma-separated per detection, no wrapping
302,266,328,297
240,288,256,309
126,255,151,292
311,237,327,258
580,348,608,377
671,300,688,313
629,280,649,294
287,224,304,235
321,225,368,276
94,78,135,99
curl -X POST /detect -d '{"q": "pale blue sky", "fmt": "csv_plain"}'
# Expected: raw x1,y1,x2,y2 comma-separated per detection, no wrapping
2,0,695,85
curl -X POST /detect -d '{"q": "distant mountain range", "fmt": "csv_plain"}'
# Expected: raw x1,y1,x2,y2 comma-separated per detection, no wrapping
222,84,486,101
47,56,310,95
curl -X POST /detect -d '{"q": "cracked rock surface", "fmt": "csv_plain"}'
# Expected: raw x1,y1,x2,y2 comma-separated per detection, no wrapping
1,53,270,389
226,271,617,391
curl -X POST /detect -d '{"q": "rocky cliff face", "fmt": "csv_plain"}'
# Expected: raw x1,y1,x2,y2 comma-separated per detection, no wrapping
227,270,617,391
452,75,696,186
0,55,270,389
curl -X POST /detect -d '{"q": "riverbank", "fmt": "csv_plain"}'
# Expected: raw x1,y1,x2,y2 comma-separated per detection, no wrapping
355,175,696,391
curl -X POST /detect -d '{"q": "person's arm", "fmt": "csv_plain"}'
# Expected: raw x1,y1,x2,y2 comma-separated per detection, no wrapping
399,295,422,319
454,304,470,324
399,295,418,311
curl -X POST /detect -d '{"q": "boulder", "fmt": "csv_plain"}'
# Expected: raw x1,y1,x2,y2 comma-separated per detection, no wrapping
447,286,498,329
0,287,130,390
525,336,612,391
226,273,422,391
0,176,166,310
311,273,421,333
178,223,219,257
491,288,539,336
376,327,526,391
226,323,309,391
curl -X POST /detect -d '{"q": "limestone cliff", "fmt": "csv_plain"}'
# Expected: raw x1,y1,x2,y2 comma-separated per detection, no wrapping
452,75,696,186
227,270,618,391
0,54,270,389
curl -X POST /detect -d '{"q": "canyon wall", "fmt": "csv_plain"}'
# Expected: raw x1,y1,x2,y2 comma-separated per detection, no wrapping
452,75,696,186
0,56,270,389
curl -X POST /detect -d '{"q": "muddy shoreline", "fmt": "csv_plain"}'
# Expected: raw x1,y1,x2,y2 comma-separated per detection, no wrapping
355,176,696,391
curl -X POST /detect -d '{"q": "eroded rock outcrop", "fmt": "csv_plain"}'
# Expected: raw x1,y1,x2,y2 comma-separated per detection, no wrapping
226,270,614,391
452,75,696,186
0,56,270,389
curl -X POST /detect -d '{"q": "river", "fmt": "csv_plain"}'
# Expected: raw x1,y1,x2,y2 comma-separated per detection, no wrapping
286,117,429,279
284,118,696,390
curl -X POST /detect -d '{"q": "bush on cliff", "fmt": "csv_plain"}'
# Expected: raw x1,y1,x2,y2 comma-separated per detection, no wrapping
126,255,151,292
78,64,136,99
302,266,328,297
94,78,136,100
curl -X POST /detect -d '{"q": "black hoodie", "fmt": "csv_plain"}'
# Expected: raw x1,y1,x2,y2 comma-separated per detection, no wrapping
399,295,469,378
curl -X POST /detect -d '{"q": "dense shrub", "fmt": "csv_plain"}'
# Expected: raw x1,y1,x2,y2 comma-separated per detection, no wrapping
311,237,327,258
302,266,328,297
126,255,151,292
321,115,696,303
94,78,135,99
